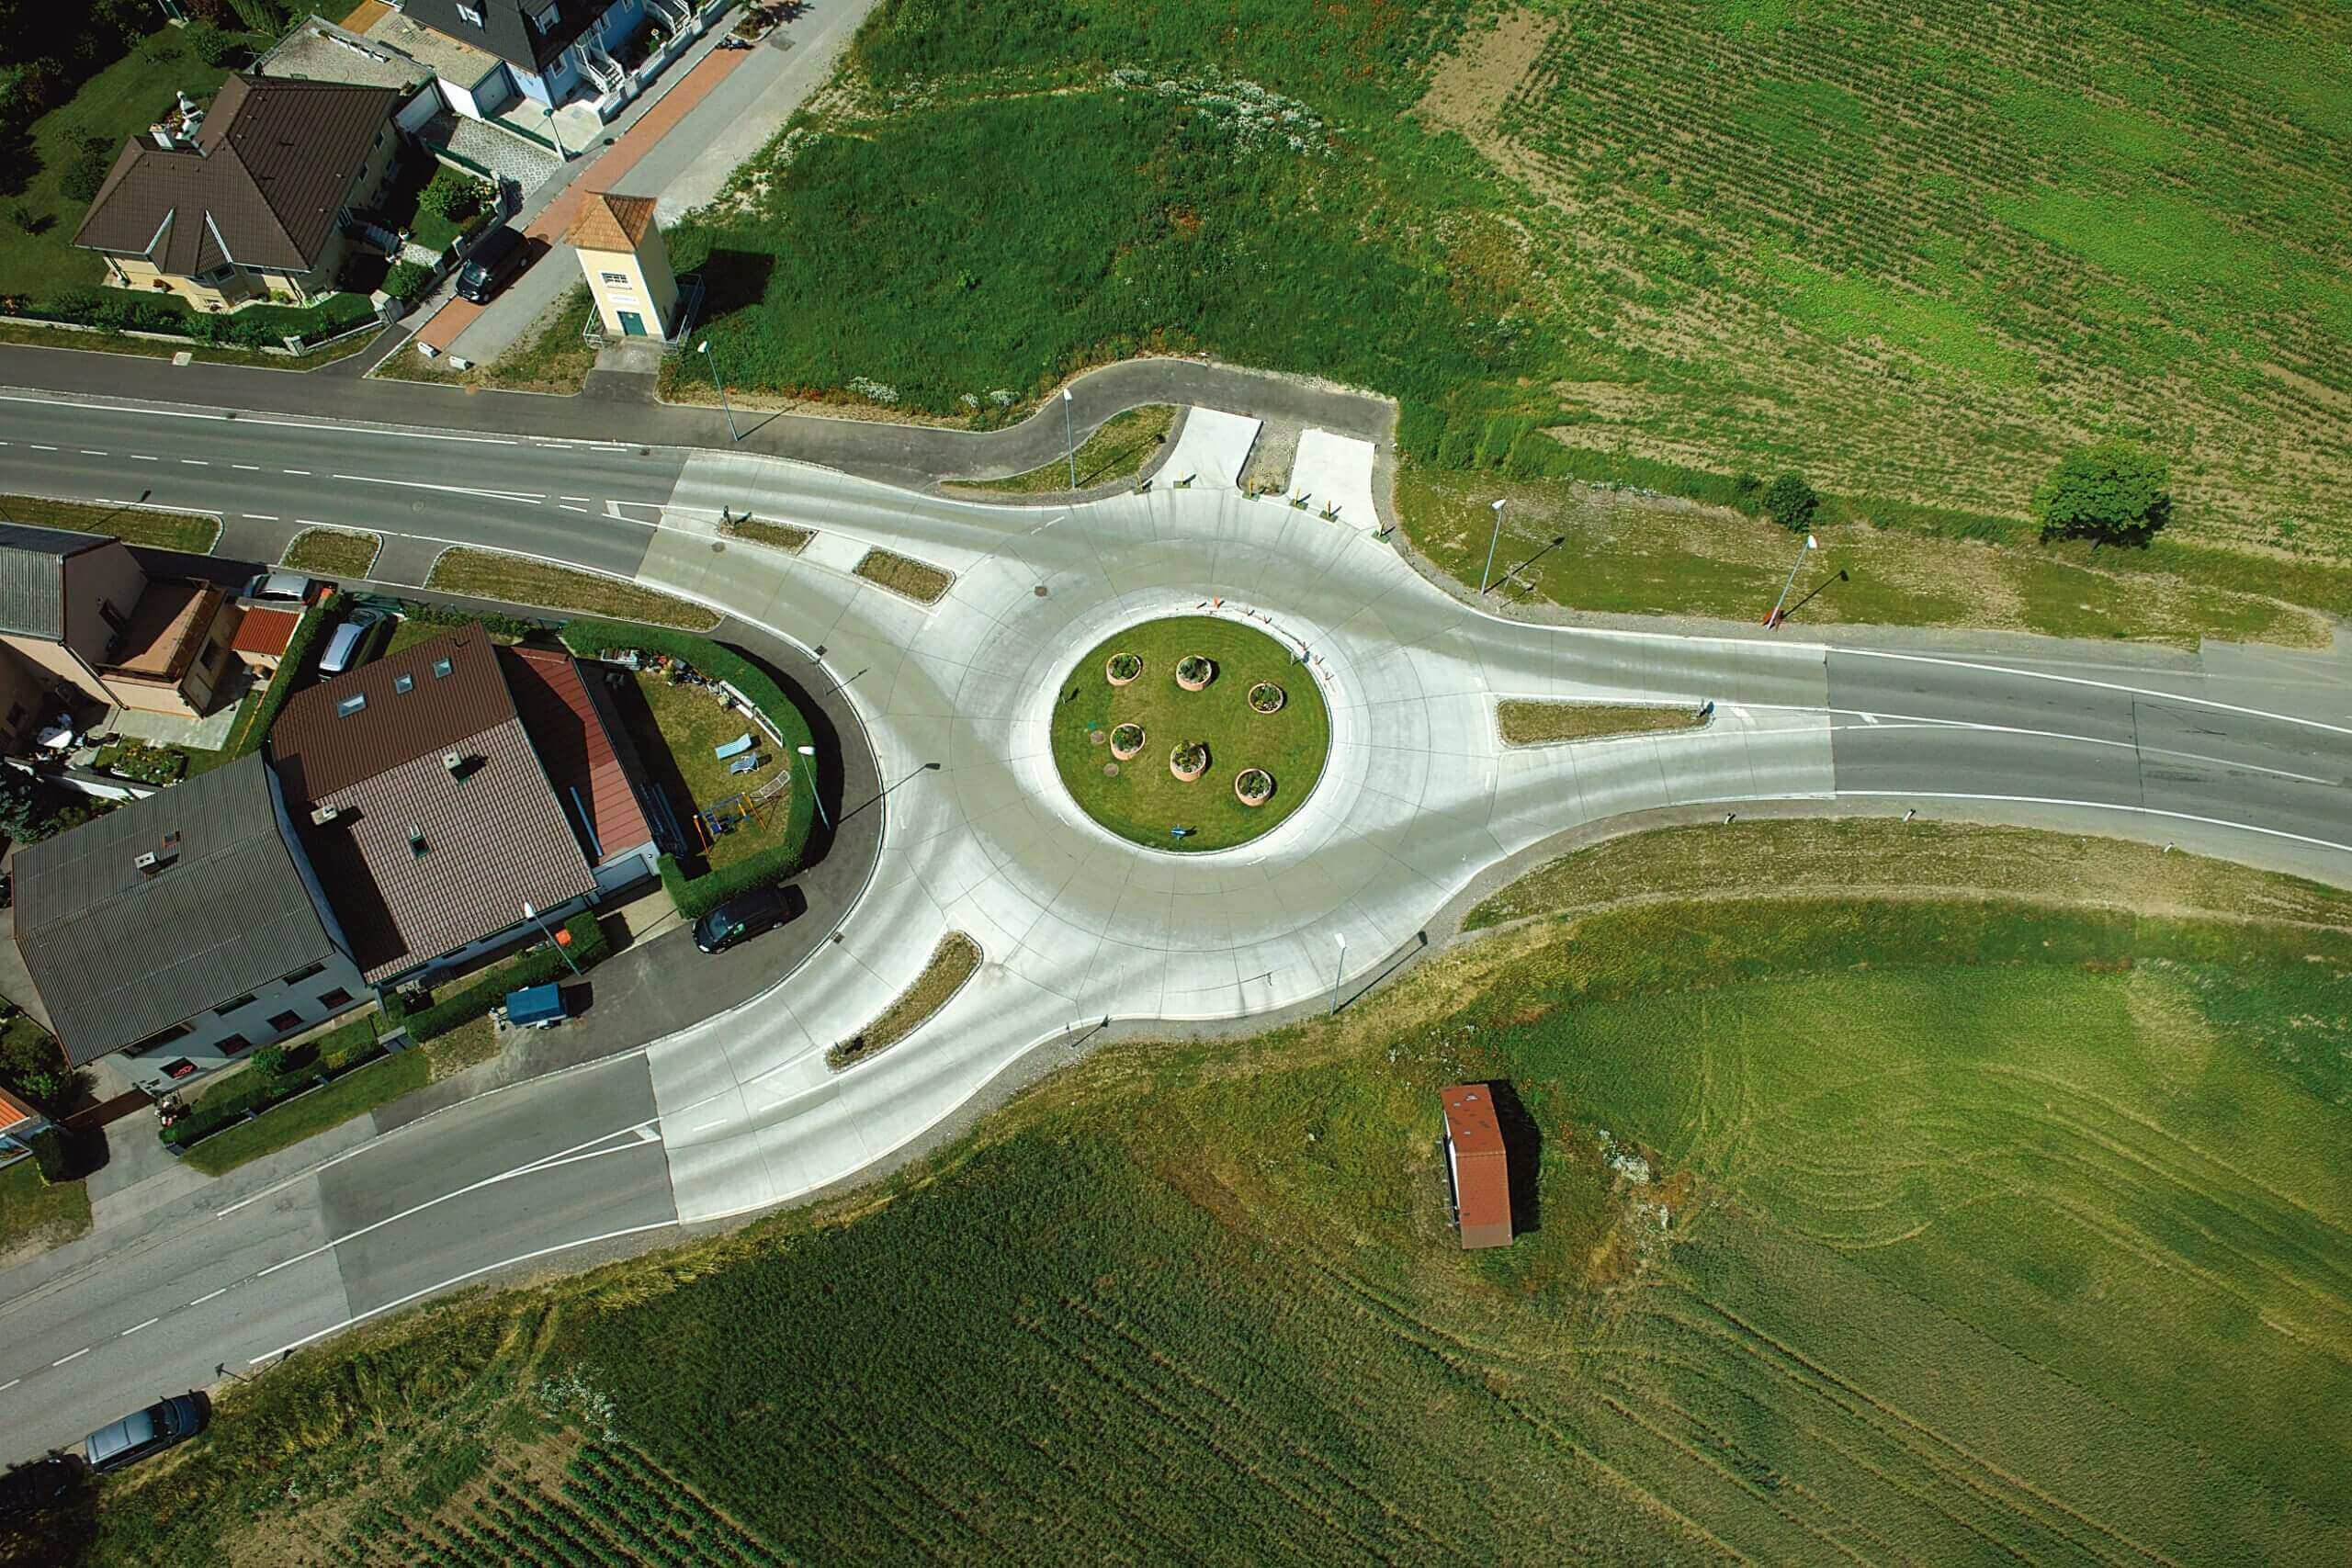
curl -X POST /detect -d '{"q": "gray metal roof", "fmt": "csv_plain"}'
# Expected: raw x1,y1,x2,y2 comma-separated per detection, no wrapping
0,523,102,639
12,754,341,1066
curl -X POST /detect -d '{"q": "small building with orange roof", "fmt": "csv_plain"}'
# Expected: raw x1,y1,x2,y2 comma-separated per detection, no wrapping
1439,1084,1514,1249
566,191,679,341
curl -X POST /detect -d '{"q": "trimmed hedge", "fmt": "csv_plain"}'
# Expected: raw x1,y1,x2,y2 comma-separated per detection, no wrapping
559,620,820,919
385,911,609,1042
230,601,329,758
28,1125,69,1183
162,1014,385,1148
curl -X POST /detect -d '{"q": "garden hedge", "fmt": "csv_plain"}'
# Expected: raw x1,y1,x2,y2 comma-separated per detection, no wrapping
385,911,609,1042
162,1014,387,1148
559,620,819,919
28,1125,69,1183
230,602,328,758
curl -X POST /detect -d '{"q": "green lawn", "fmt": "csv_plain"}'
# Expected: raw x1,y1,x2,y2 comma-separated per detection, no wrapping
1051,615,1329,852
83,819,2352,1564
0,1157,89,1262
183,1051,428,1179
617,669,796,872
945,404,1175,494
378,287,599,393
0,493,219,554
424,549,718,631
281,527,380,579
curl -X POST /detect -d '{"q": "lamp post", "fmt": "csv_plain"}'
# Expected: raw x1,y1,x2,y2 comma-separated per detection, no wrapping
1061,386,1077,491
697,339,739,444
525,901,582,976
1478,499,1506,594
1765,534,1817,628
544,98,568,160
795,744,830,831
1330,932,1346,1016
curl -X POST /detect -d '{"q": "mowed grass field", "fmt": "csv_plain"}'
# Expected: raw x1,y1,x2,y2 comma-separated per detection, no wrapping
77,822,2352,1564
662,0,2352,628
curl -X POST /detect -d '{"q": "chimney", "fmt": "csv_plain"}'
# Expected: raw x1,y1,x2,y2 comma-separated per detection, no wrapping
443,751,463,776
311,804,341,827
134,851,160,876
408,827,428,859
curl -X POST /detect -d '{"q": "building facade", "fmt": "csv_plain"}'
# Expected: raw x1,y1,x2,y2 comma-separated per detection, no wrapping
566,191,677,339
0,525,243,733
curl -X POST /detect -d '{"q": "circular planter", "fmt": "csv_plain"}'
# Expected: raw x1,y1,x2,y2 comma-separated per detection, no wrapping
1248,681,1286,715
1169,741,1209,782
1105,652,1143,687
1234,769,1274,807
1110,723,1146,761
1175,655,1216,692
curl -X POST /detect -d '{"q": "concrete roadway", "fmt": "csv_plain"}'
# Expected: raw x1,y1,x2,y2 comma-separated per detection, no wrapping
0,386,2345,1463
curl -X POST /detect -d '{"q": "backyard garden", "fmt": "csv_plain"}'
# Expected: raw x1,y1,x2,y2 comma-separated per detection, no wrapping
1051,615,1329,852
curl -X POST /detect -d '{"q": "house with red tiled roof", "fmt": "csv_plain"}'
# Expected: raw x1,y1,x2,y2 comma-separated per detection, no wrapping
269,623,664,986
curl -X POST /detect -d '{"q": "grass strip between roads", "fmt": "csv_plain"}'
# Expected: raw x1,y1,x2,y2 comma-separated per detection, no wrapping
1496,699,1708,747
947,404,1175,494
829,932,982,1070
427,547,719,631
852,547,955,604
0,493,219,554
720,514,813,554
280,527,381,579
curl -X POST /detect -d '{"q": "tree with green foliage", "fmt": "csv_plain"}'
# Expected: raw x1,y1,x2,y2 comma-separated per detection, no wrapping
186,22,241,68
2036,441,2171,547
0,769,60,845
1762,471,1818,532
58,133,119,205
251,1044,289,1082
418,168,484,222
0,1008,74,1112
28,1125,69,1183
382,260,433,305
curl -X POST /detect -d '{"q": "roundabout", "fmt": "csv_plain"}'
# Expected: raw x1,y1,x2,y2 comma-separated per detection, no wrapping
1052,615,1331,852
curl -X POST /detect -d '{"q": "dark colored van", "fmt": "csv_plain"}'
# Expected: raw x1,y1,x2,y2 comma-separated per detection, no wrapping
694,886,790,954
83,1393,206,1473
455,227,528,304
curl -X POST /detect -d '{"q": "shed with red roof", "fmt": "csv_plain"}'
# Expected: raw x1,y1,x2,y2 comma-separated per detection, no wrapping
1440,1084,1513,1249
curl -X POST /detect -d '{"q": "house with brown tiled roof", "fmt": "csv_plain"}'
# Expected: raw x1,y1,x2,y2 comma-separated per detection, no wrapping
268,623,663,987
71,73,403,312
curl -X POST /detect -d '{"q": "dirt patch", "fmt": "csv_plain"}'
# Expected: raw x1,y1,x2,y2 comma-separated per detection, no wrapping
1417,8,1558,147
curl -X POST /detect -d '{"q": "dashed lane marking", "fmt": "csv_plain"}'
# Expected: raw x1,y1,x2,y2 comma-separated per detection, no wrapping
120,1318,159,1337
51,1348,88,1366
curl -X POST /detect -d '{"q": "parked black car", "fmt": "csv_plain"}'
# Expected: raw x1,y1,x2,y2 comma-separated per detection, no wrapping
694,886,791,954
82,1393,206,1473
455,226,529,304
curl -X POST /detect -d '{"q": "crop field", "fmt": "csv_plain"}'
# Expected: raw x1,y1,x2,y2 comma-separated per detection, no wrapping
81,821,2352,1563
669,0,2352,625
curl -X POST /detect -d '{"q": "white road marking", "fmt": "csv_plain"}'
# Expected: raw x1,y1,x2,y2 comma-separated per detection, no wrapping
0,1378,17,1392
80,449,106,456
28,444,54,450
119,1317,160,1337
180,457,207,466
188,1288,228,1306
560,503,590,513
283,468,311,475
1860,711,1881,726
562,495,595,503
1787,704,2344,787
1838,647,2352,739
52,1348,89,1366
1838,792,2352,856
232,462,261,470
333,473,543,504
251,1220,678,1365
130,454,156,461
243,513,279,522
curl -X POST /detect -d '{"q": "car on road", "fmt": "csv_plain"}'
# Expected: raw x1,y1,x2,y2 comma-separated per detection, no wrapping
315,607,385,676
455,226,529,304
81,1393,206,1473
694,886,792,954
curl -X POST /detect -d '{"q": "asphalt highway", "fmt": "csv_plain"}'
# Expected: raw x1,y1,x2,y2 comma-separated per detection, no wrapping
0,380,2345,1465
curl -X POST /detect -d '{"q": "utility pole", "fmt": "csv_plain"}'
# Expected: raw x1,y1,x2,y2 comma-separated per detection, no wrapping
697,339,739,444
524,901,581,976
1765,534,1816,627
1478,499,1506,594
1330,932,1346,1016
1062,386,1077,491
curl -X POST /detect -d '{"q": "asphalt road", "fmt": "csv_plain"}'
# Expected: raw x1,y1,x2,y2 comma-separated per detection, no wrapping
0,381,2345,1465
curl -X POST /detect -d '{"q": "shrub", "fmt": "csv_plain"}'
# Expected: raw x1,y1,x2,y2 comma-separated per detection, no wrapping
382,260,435,305
59,134,120,205
28,1125,69,1183
1762,471,1820,532
251,1044,289,1082
418,167,485,222
186,22,241,66
388,912,609,1041
2035,441,2171,547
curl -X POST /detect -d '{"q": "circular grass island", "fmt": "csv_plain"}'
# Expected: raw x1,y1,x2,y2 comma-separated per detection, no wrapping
1052,615,1330,852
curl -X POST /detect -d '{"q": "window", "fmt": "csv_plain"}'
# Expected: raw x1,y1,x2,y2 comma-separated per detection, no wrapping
283,962,326,986
336,693,367,717
219,1034,251,1055
213,993,256,1017
600,271,629,286
432,657,454,679
457,3,485,24
394,673,414,694
533,1,560,30
318,987,354,1010
136,1024,190,1053
267,1010,303,1032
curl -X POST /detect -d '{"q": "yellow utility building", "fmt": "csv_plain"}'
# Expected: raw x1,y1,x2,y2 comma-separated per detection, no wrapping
566,191,677,340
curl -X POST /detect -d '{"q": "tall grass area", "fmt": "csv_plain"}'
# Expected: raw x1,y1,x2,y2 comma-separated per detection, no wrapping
82,822,2352,1564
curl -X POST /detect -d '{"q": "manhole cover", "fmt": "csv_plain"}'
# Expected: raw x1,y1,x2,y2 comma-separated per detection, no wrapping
1102,762,1120,777
1035,584,1049,597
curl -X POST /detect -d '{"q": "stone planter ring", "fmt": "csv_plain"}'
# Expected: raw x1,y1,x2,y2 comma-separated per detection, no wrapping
1175,655,1216,692
1248,681,1285,715
1110,723,1146,761
1105,652,1143,687
1169,741,1209,782
1234,768,1274,807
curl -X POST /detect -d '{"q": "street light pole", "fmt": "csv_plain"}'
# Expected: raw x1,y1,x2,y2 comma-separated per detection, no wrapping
525,901,582,976
1765,534,1817,628
697,339,739,444
1330,932,1346,1016
1478,499,1506,594
1062,386,1077,491
795,744,831,831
